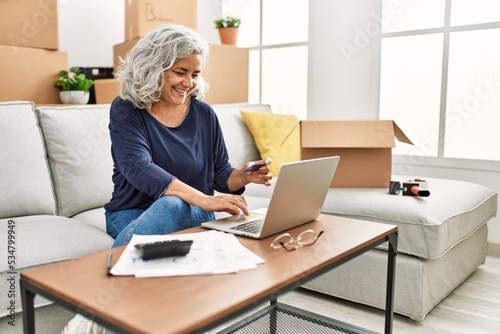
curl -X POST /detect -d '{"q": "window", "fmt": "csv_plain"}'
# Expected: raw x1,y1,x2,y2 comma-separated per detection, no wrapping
222,0,309,119
379,0,500,169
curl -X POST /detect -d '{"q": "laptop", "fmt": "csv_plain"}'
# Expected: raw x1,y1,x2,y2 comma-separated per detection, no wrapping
202,156,340,239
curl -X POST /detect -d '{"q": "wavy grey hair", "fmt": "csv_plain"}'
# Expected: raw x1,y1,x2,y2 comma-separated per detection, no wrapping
116,24,209,109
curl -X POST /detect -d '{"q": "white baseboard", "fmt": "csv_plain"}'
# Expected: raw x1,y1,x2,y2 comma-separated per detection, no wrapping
488,242,500,257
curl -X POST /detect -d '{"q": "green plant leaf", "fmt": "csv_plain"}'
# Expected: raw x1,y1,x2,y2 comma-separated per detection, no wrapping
214,16,241,28
53,67,94,92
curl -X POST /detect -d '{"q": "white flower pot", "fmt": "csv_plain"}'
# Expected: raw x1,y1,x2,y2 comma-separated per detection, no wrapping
59,91,90,104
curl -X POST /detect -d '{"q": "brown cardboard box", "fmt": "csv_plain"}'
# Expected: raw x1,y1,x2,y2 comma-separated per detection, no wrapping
299,120,413,188
203,44,249,104
94,78,120,104
113,38,139,70
0,0,58,50
125,0,197,41
0,45,67,104
113,41,249,104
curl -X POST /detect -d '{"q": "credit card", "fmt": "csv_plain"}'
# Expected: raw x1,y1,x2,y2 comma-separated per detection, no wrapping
242,163,266,173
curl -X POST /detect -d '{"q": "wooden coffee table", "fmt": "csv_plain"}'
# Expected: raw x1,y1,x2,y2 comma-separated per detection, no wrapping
20,214,398,334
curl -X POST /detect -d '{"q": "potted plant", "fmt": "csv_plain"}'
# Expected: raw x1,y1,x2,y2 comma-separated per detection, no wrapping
214,16,241,46
53,67,94,104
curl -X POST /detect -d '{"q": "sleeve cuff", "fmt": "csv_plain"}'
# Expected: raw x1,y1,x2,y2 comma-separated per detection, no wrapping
231,186,245,195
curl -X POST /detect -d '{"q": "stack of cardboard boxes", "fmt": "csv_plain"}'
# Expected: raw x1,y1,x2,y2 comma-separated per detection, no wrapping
96,0,249,104
0,0,250,105
0,0,67,104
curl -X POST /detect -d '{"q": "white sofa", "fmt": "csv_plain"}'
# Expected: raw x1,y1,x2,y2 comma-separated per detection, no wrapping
0,101,497,333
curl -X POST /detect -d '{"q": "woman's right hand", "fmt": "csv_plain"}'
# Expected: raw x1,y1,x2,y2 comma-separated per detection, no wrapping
202,194,249,216
163,179,249,216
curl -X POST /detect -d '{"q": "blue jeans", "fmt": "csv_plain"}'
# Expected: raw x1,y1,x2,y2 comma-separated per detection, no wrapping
105,196,215,248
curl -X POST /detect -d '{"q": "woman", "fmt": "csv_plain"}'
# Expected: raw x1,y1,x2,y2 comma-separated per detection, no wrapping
104,24,272,248
62,24,271,334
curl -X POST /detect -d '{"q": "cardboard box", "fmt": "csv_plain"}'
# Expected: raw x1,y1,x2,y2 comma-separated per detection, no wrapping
125,0,197,41
113,38,139,70
94,78,120,104
203,44,249,104
113,42,249,104
299,120,413,188
0,0,58,50
80,67,114,104
0,45,67,104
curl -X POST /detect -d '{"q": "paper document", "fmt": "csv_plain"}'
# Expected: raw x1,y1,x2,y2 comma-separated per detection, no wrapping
110,231,264,278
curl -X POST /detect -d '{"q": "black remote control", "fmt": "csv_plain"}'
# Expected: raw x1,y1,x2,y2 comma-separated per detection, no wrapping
134,239,193,260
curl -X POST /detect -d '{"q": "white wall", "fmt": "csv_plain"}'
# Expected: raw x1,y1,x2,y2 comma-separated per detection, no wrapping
58,0,499,245
58,0,124,67
308,0,380,120
58,0,220,68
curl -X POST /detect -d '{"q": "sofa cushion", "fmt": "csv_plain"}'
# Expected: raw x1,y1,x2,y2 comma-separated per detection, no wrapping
211,103,271,168
322,177,497,259
0,215,114,318
244,176,496,259
0,101,56,218
35,105,114,217
240,110,300,176
72,207,106,232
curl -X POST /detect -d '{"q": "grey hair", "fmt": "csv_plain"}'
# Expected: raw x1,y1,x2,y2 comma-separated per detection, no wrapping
116,24,209,109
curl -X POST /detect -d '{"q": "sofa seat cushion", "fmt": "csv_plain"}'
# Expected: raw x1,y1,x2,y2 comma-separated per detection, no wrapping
303,224,488,321
244,176,496,259
0,215,113,317
0,101,56,218
322,177,497,259
72,207,106,232
35,105,114,217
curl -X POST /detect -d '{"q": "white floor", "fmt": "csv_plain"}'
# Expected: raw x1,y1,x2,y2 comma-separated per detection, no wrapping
209,256,500,333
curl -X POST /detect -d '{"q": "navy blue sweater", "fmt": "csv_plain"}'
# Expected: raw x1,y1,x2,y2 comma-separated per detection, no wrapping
104,97,241,212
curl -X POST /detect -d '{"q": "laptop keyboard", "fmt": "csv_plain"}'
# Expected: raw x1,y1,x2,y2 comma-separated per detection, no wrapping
229,219,264,234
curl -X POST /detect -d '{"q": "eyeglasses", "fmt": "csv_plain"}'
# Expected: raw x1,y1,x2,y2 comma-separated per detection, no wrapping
270,229,324,252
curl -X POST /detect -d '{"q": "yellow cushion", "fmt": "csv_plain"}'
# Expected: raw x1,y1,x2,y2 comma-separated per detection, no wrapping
240,110,300,176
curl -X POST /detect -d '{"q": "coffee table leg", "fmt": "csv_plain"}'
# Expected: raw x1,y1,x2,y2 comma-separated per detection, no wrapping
269,298,278,334
21,281,36,334
384,232,398,334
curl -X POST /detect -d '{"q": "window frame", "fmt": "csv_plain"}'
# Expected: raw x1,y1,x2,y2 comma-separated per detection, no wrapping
380,0,500,172
223,0,309,117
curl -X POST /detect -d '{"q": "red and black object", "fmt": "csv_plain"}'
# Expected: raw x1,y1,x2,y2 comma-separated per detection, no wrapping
389,178,430,197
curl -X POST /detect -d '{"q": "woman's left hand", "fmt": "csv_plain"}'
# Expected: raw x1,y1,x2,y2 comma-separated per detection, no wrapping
242,158,273,186
227,158,273,192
